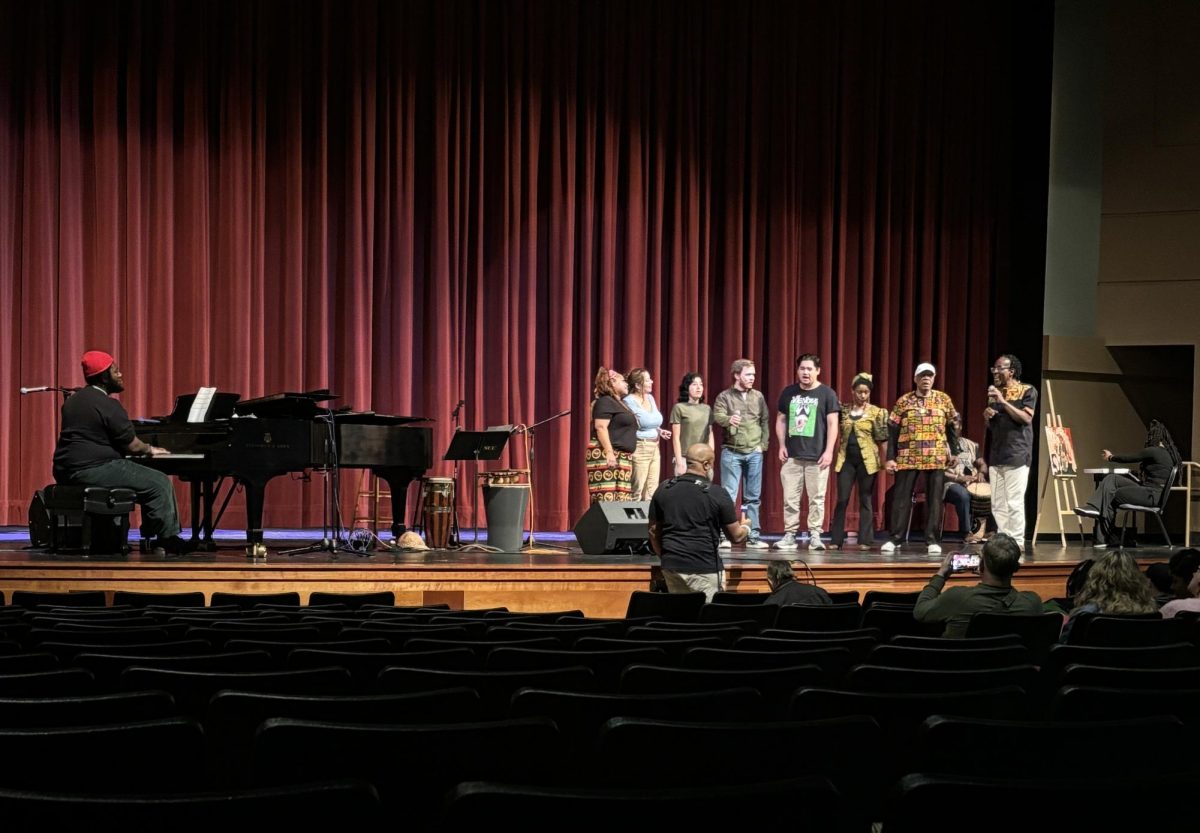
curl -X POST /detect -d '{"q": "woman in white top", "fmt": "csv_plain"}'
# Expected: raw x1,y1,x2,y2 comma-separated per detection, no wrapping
624,367,671,500
669,372,714,476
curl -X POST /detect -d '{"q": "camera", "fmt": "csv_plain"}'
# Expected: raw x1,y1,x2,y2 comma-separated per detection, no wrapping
950,552,980,573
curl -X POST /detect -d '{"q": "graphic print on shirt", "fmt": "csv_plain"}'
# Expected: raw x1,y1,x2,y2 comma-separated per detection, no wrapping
788,394,820,439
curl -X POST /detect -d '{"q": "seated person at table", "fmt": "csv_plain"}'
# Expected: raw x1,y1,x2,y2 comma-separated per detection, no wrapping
1074,420,1179,548
764,560,832,606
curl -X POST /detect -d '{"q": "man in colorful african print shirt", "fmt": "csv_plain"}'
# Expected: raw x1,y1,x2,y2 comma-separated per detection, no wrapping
881,362,960,555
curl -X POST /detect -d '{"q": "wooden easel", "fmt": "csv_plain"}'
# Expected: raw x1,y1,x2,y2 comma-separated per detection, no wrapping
1032,380,1086,547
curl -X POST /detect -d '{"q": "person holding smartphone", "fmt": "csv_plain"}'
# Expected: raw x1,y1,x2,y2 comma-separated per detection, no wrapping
912,533,1042,638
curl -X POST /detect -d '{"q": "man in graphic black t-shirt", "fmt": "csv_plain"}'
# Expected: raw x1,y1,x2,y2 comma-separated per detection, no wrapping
53,351,188,553
774,354,839,551
649,444,749,601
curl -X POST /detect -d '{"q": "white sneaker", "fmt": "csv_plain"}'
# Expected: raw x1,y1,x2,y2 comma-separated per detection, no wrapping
745,538,769,550
773,532,798,551
718,537,732,549
928,543,942,555
880,541,896,554
809,537,826,551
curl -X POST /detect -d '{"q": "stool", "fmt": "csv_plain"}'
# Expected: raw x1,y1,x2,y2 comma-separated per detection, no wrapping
29,485,136,555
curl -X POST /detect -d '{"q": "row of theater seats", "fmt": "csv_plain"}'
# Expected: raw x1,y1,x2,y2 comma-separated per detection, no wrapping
0,589,1197,831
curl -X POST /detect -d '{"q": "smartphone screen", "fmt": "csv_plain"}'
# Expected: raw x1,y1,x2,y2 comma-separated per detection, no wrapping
951,552,981,572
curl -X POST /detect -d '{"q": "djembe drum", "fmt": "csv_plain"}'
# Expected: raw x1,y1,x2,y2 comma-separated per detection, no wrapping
966,481,992,534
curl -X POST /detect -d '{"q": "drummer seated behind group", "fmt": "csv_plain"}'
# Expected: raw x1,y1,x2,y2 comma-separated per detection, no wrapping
52,350,191,555
943,414,988,544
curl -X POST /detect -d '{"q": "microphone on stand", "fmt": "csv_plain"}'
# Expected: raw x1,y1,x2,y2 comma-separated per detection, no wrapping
451,399,465,419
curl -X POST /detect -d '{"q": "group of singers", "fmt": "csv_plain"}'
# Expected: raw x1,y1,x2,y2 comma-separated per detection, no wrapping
589,354,1039,554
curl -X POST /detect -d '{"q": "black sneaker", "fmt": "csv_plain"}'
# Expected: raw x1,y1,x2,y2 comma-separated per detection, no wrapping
153,535,194,555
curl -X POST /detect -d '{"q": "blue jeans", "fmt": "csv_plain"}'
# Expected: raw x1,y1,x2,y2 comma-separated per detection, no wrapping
720,448,763,539
944,483,972,537
62,459,181,540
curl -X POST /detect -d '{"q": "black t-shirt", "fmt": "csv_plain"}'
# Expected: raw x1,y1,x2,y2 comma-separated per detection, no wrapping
986,383,1038,466
649,474,737,574
1111,446,1175,487
592,395,638,453
777,383,839,460
52,386,137,478
766,581,833,606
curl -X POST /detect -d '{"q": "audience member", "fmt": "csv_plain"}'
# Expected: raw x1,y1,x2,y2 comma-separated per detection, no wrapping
913,533,1042,637
1061,550,1160,640
1161,547,1200,619
763,560,833,606
1145,562,1176,607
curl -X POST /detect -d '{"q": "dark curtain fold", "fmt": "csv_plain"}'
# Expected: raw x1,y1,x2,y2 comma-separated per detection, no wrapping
0,0,1042,533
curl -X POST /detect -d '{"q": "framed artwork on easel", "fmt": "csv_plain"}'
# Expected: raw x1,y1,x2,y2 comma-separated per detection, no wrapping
1045,425,1077,477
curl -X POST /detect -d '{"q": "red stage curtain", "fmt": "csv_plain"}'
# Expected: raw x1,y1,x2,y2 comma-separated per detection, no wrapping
0,0,1034,533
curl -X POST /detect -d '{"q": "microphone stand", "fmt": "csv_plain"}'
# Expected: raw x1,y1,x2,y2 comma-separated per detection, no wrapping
448,398,465,547
519,408,571,553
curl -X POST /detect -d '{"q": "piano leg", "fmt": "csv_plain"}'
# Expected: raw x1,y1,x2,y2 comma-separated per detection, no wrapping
243,477,268,545
188,478,203,542
180,476,219,551
374,467,418,539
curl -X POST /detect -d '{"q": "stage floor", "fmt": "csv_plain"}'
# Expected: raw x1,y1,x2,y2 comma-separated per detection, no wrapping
0,527,1173,618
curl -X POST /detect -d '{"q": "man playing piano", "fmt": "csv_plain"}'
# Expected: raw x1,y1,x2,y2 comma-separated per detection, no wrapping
52,351,191,554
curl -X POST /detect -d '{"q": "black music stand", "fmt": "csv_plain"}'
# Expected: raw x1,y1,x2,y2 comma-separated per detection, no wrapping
443,430,511,551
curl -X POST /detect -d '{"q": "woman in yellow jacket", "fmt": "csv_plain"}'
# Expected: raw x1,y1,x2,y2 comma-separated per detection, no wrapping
829,372,890,550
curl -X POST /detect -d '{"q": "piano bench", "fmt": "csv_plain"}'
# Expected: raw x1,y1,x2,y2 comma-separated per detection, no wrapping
29,485,136,555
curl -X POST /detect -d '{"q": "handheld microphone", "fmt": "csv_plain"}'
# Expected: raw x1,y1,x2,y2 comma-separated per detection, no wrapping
19,386,52,395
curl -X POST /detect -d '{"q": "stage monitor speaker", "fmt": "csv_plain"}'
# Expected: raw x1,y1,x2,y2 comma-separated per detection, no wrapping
572,501,651,555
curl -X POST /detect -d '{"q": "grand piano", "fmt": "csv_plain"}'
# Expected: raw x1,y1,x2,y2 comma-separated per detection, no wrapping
134,390,432,547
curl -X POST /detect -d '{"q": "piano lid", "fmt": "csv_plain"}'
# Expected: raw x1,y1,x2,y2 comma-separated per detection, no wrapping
234,390,340,419
333,411,432,425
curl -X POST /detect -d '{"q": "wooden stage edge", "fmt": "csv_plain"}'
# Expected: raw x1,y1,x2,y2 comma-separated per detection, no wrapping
0,537,1167,619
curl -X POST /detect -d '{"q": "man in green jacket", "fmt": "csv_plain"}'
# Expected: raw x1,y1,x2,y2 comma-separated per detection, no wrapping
913,533,1042,638
712,358,771,549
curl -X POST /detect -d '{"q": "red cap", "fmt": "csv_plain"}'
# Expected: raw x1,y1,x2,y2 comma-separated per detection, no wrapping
81,350,115,378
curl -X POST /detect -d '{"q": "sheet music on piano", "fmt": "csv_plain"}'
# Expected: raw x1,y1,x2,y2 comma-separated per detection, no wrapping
188,387,218,423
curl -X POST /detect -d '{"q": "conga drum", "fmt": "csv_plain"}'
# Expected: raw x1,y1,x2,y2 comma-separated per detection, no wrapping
966,481,992,531
421,477,456,549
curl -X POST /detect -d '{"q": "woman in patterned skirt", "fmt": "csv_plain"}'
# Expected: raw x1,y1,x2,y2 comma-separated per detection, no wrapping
587,367,638,502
